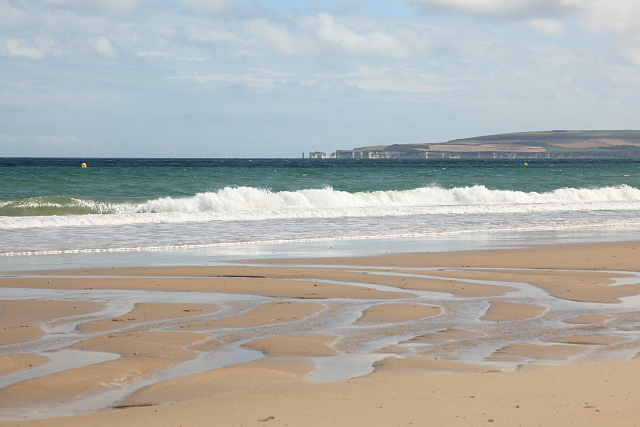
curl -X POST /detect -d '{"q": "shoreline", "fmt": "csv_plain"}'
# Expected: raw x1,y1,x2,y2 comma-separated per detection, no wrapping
1,240,640,425
4,226,640,273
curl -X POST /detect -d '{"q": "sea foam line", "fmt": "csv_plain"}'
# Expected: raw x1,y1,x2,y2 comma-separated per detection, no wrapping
3,217,640,257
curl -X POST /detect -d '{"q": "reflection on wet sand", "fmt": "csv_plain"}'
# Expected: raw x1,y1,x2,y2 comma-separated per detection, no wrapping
1,241,640,421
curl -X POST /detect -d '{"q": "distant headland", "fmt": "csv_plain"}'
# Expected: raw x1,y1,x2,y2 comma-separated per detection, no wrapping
309,130,640,159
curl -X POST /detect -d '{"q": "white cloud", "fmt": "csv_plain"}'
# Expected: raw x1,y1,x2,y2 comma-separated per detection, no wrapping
185,26,236,44
0,1,28,29
579,0,640,32
91,36,119,58
530,19,566,37
407,0,582,19
347,76,448,93
175,0,229,12
169,71,281,89
136,51,172,60
4,38,61,58
6,39,46,58
408,0,640,42
137,50,207,61
311,13,410,58
170,66,453,95
407,0,640,64
241,14,431,59
244,19,316,56
342,67,451,93
39,0,142,14
622,48,640,66
577,0,640,59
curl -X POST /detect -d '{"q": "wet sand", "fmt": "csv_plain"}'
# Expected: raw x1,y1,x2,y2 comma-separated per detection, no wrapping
1,241,640,426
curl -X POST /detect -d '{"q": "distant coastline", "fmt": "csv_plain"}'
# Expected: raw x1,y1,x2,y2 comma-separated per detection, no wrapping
313,130,640,159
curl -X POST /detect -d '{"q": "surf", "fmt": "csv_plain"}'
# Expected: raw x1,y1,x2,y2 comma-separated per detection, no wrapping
1,184,640,230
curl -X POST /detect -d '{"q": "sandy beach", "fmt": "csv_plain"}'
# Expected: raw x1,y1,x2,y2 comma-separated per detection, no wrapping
1,241,640,426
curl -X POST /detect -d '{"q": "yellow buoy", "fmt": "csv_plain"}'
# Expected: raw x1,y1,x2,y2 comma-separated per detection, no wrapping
523,162,528,167
81,162,87,169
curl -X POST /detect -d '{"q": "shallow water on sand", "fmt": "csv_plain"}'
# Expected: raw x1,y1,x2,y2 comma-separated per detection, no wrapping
1,261,639,420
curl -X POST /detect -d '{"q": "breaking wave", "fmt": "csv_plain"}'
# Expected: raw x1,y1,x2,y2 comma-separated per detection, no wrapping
2,184,640,230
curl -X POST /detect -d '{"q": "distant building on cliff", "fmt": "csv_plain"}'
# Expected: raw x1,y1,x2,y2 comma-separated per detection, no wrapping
309,151,327,159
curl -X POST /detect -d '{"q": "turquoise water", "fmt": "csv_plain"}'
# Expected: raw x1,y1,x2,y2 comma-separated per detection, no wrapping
2,158,640,264
3,158,640,200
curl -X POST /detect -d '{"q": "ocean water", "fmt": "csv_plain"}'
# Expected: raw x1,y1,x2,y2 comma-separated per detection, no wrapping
2,157,640,268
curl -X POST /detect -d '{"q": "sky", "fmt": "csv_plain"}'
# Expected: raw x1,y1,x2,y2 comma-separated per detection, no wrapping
1,0,640,158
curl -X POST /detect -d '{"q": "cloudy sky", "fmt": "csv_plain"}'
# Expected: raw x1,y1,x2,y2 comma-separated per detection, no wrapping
1,0,640,157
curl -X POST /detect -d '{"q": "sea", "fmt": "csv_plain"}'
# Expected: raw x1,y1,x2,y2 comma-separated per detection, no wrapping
2,157,640,271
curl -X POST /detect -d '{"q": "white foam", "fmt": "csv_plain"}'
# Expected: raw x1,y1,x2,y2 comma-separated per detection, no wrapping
2,185,640,230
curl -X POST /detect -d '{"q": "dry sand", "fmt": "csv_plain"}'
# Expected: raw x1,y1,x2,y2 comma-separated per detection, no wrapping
0,354,48,377
563,314,614,324
1,241,640,426
0,300,104,346
481,301,546,321
355,303,441,325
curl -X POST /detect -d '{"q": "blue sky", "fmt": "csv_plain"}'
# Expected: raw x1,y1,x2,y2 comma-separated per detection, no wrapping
1,0,640,157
